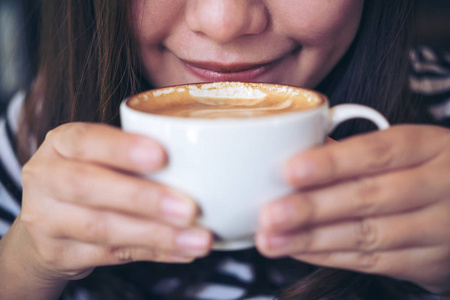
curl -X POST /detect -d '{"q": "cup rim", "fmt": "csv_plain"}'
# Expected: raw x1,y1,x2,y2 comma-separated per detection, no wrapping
121,82,329,126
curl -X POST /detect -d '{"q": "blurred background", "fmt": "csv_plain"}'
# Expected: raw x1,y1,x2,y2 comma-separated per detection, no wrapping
0,0,38,111
416,0,450,50
0,0,449,112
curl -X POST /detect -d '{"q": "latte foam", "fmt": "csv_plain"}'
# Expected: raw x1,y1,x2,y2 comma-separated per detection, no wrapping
127,82,324,119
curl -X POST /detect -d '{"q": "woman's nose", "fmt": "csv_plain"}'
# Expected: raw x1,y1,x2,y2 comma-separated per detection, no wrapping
185,0,268,43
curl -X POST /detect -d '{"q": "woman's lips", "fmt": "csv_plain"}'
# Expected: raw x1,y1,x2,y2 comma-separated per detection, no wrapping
181,58,281,82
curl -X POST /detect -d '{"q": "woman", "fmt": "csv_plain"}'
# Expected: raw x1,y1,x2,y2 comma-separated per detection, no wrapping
0,0,449,299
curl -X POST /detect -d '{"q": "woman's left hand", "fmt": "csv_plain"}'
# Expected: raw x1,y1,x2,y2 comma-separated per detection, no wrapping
256,124,450,296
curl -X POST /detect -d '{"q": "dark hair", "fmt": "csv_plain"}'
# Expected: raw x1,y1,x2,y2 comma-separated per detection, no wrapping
20,0,431,299
18,0,141,163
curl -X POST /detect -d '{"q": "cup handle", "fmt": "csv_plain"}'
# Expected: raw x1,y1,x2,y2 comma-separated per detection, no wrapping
328,104,390,134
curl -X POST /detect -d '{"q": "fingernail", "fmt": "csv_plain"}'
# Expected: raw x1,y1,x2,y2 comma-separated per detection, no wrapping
177,229,210,253
262,235,289,249
284,159,316,185
261,202,294,230
256,233,289,252
268,235,290,248
161,195,195,221
130,140,164,170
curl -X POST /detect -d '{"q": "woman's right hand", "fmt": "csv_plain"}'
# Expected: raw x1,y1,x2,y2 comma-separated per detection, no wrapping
5,122,213,284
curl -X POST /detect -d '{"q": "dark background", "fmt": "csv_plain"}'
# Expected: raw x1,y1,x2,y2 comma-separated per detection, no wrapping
416,0,450,49
0,0,449,110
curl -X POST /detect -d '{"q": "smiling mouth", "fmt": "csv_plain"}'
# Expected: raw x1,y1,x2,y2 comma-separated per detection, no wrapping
184,59,277,73
179,52,295,82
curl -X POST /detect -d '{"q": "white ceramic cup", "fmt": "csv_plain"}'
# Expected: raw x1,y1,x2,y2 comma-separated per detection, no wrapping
120,82,389,251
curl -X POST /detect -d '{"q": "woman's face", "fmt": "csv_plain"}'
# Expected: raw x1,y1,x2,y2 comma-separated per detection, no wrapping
132,0,364,89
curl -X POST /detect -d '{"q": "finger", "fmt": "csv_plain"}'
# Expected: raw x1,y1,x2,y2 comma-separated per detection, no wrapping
57,242,196,273
260,163,448,232
257,204,450,257
49,201,213,257
41,157,197,227
289,246,449,292
284,125,445,188
85,244,196,266
45,123,167,173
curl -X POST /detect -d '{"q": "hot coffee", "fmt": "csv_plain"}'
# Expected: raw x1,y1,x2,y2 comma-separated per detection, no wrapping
126,82,324,119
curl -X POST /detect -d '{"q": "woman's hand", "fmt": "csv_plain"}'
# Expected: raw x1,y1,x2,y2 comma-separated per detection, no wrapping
1,123,212,291
256,125,450,296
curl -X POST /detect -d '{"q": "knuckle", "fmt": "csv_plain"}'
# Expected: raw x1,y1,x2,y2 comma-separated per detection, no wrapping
57,123,91,158
19,196,57,238
298,193,318,226
45,123,82,144
20,194,51,235
323,151,340,180
352,177,380,216
110,246,181,264
37,243,67,269
300,230,316,252
43,127,58,143
355,252,380,271
354,218,379,251
20,209,39,229
66,123,91,157
364,136,394,170
63,122,90,136
81,215,109,243
63,164,96,203
111,247,140,263
21,162,39,187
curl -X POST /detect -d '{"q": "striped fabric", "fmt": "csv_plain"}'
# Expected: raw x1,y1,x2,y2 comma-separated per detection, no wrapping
410,46,450,126
0,91,23,236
